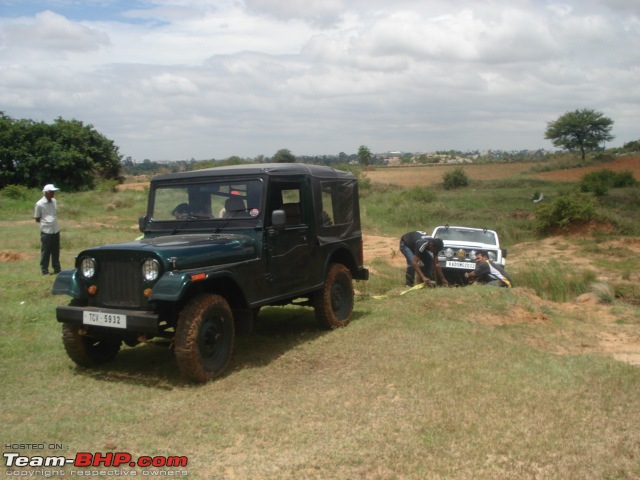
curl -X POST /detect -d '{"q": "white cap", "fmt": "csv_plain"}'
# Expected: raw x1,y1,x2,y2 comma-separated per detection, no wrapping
43,184,60,192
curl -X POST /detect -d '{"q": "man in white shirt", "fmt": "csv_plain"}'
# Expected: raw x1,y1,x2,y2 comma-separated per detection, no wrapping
34,184,61,275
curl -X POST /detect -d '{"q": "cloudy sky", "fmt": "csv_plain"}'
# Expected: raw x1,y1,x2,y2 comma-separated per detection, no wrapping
1,0,638,161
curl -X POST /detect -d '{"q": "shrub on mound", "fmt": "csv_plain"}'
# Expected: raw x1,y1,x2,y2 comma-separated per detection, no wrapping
579,169,638,196
534,191,598,234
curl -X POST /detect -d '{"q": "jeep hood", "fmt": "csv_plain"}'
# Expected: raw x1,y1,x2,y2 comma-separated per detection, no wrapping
82,234,258,270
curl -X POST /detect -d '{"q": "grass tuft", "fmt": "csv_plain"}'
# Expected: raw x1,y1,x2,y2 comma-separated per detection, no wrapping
512,260,596,302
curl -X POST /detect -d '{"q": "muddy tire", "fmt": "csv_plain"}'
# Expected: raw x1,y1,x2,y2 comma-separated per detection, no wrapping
61,323,121,366
174,294,235,383
314,263,354,329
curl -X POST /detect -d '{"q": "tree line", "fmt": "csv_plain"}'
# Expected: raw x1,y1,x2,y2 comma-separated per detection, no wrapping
121,149,364,176
0,112,122,191
1,108,634,191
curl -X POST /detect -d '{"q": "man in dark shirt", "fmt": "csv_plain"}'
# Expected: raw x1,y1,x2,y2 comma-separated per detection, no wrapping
399,231,448,287
464,250,512,287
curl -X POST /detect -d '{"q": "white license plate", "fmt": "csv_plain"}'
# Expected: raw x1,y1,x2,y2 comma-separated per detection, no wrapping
445,261,475,270
83,311,127,329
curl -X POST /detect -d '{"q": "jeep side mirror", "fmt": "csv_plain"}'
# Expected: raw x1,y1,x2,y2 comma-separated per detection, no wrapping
139,215,148,232
272,210,286,230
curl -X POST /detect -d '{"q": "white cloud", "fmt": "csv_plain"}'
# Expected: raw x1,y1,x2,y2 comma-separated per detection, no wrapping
1,10,109,56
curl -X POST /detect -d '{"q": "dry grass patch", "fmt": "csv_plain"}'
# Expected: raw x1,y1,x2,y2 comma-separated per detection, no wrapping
364,163,536,188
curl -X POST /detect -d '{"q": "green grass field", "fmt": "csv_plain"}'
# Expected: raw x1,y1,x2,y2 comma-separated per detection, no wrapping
2,165,640,479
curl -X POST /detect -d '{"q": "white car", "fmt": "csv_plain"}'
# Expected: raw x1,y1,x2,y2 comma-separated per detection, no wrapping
431,225,507,285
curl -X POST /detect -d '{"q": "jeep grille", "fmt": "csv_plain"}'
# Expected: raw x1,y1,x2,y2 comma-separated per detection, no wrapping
101,259,143,308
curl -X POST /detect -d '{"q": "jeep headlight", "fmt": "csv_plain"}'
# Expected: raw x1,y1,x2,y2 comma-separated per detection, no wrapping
488,251,497,261
142,258,160,282
79,256,96,279
142,258,160,281
469,250,476,259
444,248,454,259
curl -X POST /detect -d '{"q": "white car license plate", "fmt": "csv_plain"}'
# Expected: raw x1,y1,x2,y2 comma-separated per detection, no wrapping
445,261,475,270
83,311,127,329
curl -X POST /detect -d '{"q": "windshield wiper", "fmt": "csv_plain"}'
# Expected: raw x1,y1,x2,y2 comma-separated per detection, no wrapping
213,209,247,233
170,215,197,235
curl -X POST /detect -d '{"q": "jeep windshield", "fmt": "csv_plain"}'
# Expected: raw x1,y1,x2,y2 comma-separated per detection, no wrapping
433,227,497,245
148,179,263,230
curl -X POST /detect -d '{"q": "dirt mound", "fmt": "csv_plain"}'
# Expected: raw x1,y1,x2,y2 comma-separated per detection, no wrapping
0,250,30,262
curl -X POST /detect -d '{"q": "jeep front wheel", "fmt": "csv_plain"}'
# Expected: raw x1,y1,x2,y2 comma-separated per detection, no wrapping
61,323,121,366
174,294,235,383
314,263,354,329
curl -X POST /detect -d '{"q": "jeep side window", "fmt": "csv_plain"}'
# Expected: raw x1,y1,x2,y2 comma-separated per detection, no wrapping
321,179,354,226
280,189,302,226
267,182,304,227
320,190,335,226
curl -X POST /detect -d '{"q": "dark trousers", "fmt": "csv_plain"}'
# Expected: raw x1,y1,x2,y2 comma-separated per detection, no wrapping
400,240,433,286
40,232,61,274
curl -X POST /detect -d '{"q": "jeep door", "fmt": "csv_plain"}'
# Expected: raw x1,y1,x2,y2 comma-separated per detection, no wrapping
266,179,315,295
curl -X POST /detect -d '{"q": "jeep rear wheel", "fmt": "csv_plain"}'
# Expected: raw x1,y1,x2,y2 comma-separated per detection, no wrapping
174,294,235,383
314,263,354,329
61,323,121,366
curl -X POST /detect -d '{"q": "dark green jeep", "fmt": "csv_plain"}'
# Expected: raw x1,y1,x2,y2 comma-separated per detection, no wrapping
52,164,369,382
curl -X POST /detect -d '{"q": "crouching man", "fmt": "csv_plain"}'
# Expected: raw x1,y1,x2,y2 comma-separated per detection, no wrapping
464,250,512,287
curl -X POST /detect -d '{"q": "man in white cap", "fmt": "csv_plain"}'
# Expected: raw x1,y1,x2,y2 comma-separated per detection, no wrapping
34,184,61,275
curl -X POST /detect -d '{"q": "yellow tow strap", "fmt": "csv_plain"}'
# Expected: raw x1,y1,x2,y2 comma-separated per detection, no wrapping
372,282,429,300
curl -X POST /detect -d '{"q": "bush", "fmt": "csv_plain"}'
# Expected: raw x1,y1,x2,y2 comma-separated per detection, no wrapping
534,192,597,234
579,169,638,196
442,168,469,190
0,185,30,200
611,171,638,188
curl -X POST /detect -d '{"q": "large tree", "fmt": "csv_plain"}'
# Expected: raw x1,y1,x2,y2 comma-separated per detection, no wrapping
545,108,614,160
0,112,122,190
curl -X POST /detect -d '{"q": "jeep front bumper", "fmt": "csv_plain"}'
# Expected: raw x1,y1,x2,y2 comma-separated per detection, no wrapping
56,305,161,336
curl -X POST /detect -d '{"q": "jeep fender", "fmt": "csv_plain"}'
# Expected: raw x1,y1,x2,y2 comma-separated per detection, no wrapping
149,270,245,304
323,243,363,280
51,269,84,299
